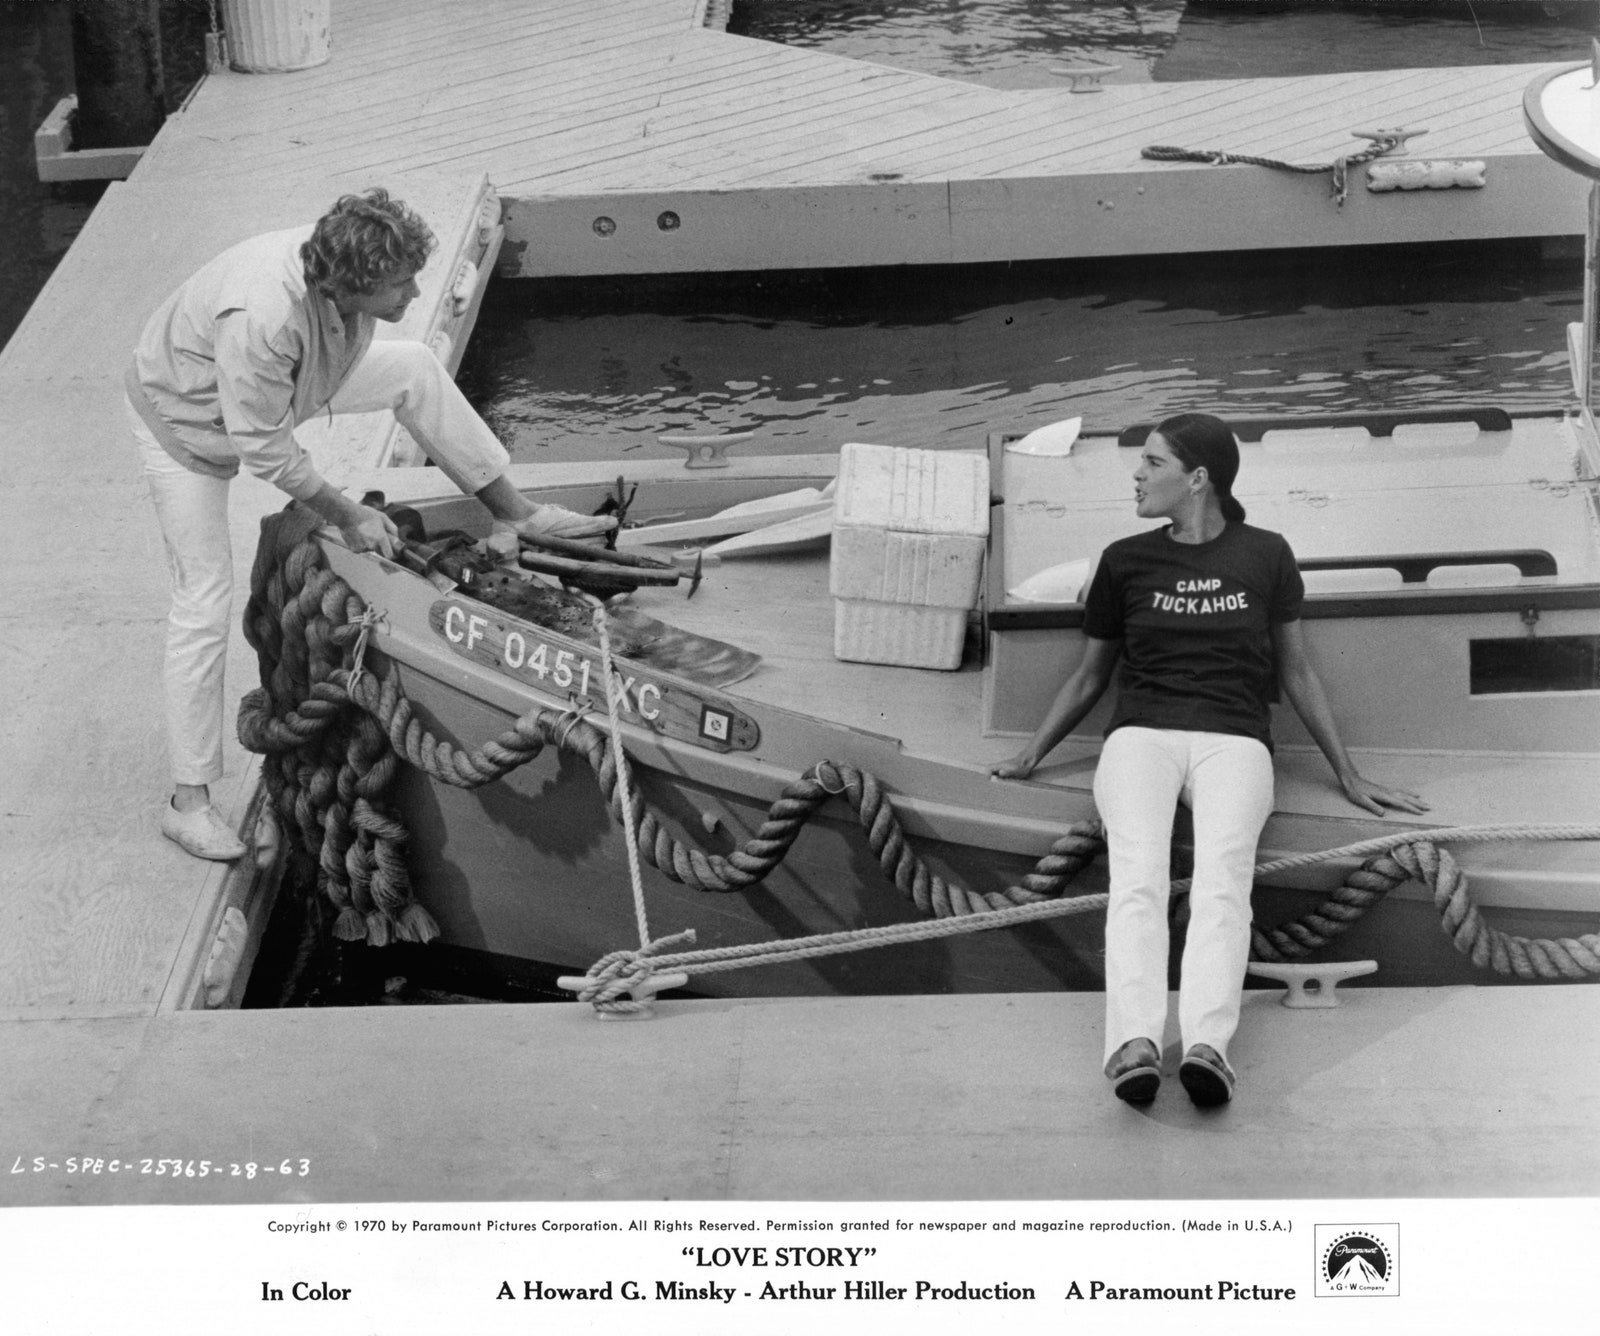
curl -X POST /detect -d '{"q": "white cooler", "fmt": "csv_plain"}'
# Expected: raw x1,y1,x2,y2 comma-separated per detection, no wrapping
830,442,990,670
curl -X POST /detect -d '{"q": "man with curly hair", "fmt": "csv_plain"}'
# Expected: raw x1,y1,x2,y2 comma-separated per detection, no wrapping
126,188,612,860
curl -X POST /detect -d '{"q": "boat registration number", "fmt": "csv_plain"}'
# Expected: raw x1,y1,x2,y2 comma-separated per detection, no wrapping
428,600,759,753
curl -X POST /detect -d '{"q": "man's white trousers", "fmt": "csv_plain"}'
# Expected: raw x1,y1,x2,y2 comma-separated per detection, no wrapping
130,340,509,786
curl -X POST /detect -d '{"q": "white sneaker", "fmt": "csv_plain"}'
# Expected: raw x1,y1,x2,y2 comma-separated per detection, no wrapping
160,801,246,862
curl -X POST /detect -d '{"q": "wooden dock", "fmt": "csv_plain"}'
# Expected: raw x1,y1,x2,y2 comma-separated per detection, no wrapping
0,2,1595,1327
133,0,1587,275
3,985,1597,1203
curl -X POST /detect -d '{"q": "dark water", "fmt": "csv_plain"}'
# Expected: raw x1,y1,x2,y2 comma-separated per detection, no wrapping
0,0,212,351
460,3,1588,462
460,244,1580,463
727,0,1598,88
0,1,103,350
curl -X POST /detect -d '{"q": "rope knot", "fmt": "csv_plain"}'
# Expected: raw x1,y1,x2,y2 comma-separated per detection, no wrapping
346,606,386,693
552,698,594,751
806,761,850,795
573,929,698,1015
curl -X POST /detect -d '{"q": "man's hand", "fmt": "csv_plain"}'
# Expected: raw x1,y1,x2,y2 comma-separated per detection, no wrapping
505,504,618,543
341,504,399,558
303,482,399,558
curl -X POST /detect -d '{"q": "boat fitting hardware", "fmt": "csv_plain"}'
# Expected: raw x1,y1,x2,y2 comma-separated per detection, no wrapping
658,431,755,468
657,211,680,231
592,216,616,236
1351,126,1428,156
1246,960,1378,1008
1049,61,1119,93
556,970,689,1019
1522,605,1541,635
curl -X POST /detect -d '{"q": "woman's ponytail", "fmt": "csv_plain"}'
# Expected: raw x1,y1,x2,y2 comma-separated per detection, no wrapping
1154,413,1247,523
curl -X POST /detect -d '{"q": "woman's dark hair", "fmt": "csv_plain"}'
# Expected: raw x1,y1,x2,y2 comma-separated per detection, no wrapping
301,188,436,297
1153,412,1246,523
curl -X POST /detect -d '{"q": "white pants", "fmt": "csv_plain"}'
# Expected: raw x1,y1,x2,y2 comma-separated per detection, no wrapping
130,340,510,787
1093,726,1276,1066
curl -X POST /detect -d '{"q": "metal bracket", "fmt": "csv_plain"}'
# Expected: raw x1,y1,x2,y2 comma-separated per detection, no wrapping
1246,960,1378,1008
657,432,754,469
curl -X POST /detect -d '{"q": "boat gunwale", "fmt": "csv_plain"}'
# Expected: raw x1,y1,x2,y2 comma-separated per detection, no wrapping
987,580,1600,628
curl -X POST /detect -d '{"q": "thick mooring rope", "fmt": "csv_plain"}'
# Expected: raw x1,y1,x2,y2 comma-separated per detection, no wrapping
240,533,1600,997
574,598,703,1016
1141,131,1409,205
240,537,434,946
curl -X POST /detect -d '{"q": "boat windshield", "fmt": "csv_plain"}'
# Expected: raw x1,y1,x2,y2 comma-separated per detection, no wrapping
1523,54,1600,426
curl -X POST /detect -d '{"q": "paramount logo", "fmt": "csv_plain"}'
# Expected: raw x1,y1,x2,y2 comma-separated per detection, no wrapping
1314,1225,1399,1298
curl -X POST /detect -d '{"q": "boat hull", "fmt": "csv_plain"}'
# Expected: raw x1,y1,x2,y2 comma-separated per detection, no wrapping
373,648,1592,998
277,448,1597,1000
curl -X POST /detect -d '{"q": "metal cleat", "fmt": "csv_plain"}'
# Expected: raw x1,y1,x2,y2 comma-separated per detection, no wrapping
1049,61,1120,93
1351,126,1428,156
557,970,689,1020
1246,960,1378,1008
658,432,754,468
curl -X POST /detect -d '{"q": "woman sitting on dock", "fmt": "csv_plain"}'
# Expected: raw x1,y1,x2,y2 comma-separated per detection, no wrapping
990,412,1427,1108
126,188,612,862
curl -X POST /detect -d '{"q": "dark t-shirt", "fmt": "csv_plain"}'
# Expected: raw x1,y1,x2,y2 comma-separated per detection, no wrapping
1081,522,1304,748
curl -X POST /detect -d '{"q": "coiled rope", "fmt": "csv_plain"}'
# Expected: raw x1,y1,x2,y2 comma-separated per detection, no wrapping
240,525,1600,998
1141,130,1410,205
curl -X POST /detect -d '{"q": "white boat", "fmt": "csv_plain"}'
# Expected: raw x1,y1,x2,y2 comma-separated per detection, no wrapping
237,62,1600,1004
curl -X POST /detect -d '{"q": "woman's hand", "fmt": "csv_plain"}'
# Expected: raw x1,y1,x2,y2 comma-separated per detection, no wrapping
341,504,399,558
989,755,1037,781
1338,771,1429,816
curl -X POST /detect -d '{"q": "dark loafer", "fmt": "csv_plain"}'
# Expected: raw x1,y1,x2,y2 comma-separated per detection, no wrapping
1105,1037,1162,1104
1178,1044,1235,1107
